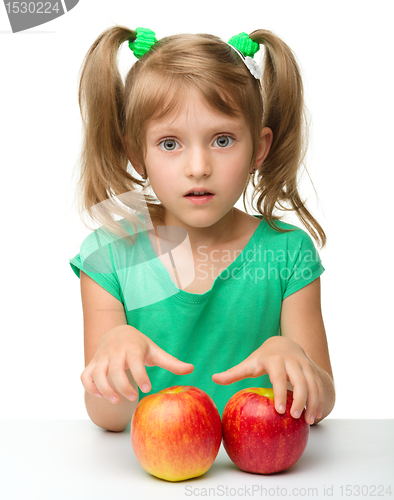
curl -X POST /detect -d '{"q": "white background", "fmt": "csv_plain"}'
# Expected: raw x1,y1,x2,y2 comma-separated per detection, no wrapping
0,0,393,420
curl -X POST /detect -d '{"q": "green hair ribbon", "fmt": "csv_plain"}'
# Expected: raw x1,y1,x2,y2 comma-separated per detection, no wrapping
228,32,260,58
128,27,157,59
228,32,261,79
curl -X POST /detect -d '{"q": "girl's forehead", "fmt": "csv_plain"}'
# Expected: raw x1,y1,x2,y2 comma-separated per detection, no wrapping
147,87,245,131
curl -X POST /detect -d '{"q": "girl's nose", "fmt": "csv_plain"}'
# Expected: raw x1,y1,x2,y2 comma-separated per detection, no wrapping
184,146,212,178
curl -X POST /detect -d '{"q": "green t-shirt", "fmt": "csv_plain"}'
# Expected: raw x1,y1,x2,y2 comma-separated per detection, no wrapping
69,214,325,416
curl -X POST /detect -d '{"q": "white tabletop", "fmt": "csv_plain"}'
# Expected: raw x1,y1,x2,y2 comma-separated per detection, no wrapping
0,419,393,500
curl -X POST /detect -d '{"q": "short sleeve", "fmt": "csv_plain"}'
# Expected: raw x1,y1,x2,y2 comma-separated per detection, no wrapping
69,229,123,304
282,229,325,300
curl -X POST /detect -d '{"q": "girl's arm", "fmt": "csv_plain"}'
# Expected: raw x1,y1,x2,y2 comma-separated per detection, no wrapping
279,277,335,424
79,271,194,432
80,271,139,432
212,277,335,426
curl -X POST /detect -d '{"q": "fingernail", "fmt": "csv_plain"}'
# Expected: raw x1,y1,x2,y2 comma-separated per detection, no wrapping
109,396,117,403
278,404,285,413
310,415,315,424
142,384,150,393
293,410,301,418
95,392,103,398
128,394,137,401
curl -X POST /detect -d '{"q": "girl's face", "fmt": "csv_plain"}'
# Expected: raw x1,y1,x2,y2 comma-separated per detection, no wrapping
142,89,266,239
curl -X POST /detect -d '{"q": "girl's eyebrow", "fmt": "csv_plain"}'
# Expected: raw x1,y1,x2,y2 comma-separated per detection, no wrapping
148,121,244,135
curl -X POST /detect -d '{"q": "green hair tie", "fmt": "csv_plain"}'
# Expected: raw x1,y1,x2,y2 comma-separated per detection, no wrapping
228,32,260,58
128,27,157,59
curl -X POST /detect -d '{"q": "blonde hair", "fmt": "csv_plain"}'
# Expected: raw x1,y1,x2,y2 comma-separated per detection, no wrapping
75,26,326,248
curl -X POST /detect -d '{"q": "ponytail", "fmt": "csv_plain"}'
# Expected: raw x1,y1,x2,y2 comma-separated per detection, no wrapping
247,30,326,249
76,26,148,241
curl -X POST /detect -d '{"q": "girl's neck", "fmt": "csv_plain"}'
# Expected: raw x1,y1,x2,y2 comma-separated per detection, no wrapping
153,207,255,250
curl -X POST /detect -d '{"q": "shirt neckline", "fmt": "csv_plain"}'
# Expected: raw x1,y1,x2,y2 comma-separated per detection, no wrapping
139,215,267,303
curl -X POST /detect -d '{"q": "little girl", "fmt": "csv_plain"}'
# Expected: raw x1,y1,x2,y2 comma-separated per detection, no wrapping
69,26,335,432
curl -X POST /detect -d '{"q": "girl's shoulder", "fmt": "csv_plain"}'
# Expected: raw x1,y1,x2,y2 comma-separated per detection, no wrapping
236,210,308,242
248,212,299,232
252,214,317,250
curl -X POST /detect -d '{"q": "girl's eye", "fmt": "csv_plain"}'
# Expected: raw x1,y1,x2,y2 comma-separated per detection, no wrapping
214,135,234,148
159,139,179,151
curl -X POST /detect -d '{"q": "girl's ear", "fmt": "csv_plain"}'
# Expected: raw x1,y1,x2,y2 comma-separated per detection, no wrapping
255,127,273,167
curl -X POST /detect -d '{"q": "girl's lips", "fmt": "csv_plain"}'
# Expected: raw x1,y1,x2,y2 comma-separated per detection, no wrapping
184,194,215,205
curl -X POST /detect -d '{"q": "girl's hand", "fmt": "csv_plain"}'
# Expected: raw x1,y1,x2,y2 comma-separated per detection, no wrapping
212,336,324,425
81,326,194,404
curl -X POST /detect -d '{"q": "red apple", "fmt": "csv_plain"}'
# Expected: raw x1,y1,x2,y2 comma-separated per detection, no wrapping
130,385,222,481
222,388,309,474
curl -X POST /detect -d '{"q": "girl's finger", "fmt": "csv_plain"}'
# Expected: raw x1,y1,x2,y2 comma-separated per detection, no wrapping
126,355,154,394
80,363,104,397
91,364,121,404
287,363,308,419
314,367,325,420
212,369,238,385
302,365,320,424
151,346,194,376
107,363,139,401
212,358,256,385
264,358,287,414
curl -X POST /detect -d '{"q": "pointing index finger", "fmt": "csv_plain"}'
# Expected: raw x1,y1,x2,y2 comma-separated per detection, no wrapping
212,361,253,385
152,347,194,375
